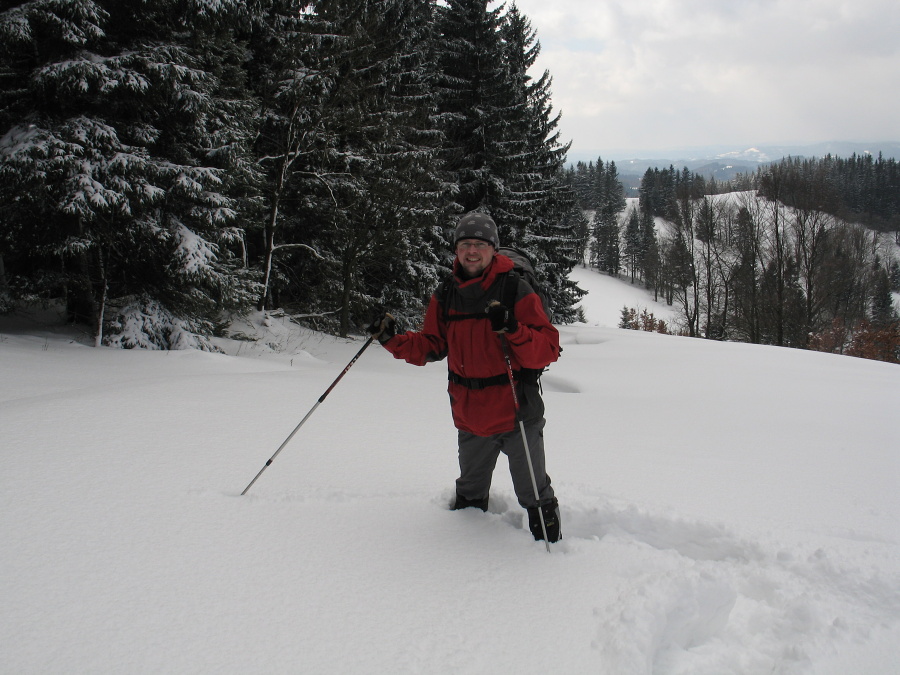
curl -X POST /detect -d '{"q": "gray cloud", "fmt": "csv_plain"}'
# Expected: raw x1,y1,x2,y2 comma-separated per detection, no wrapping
511,0,900,156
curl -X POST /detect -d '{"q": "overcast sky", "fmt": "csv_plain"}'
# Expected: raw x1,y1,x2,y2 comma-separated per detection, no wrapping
510,0,900,159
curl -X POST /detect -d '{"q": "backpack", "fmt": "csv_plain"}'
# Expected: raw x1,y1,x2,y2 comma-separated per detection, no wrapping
497,246,553,322
438,246,553,324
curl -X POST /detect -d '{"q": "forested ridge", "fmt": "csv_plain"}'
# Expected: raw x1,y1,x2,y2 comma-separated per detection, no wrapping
564,156,900,362
0,0,582,347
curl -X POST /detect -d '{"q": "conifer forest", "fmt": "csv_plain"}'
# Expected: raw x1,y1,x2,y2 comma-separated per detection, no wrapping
1,0,897,361
0,0,581,346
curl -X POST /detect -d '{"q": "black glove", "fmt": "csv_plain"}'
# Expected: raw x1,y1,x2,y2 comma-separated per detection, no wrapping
366,312,396,344
486,301,518,334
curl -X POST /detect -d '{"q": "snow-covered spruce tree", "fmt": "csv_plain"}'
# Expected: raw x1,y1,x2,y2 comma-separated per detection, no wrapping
870,265,898,328
244,0,335,315
482,2,534,239
435,0,582,321
311,0,446,337
525,204,586,324
563,160,597,211
433,0,509,219
0,0,260,348
567,204,591,265
639,205,659,293
247,0,446,337
623,207,642,283
499,5,583,323
0,0,110,324
639,165,679,220
345,0,448,333
591,210,621,276
589,159,626,275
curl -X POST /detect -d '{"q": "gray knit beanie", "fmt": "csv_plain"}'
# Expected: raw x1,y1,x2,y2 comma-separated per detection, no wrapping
453,212,500,249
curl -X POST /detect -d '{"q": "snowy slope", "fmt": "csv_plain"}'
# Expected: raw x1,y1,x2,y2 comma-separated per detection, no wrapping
569,262,677,329
1,271,898,674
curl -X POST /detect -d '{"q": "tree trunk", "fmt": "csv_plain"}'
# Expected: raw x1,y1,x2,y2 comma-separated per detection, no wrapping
257,194,280,312
91,246,108,348
339,259,352,338
0,254,7,299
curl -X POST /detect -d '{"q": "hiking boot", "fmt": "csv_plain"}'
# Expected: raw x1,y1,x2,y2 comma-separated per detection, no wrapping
451,493,489,512
527,498,561,542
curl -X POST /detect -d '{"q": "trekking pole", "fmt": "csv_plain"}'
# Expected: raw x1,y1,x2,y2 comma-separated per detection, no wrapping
499,336,551,553
241,336,376,496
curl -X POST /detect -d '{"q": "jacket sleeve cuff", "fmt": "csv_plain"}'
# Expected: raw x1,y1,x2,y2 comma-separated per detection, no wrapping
504,323,527,343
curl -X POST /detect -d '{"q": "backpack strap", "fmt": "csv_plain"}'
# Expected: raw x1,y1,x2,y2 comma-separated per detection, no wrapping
437,277,478,322
439,271,518,322
500,270,519,316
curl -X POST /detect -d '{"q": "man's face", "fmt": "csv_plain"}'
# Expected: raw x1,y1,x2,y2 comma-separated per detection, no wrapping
456,239,495,278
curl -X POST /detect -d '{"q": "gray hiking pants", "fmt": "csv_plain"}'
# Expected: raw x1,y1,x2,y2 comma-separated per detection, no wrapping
455,383,554,509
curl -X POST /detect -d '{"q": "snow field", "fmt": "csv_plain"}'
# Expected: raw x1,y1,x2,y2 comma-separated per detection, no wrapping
1,271,898,673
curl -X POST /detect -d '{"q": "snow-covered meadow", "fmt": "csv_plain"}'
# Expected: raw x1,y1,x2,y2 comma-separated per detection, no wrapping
1,268,898,674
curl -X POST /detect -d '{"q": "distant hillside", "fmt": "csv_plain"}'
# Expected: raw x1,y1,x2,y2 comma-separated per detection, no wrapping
568,141,900,181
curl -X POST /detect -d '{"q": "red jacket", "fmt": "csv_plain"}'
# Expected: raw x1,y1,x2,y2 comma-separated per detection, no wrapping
383,254,560,436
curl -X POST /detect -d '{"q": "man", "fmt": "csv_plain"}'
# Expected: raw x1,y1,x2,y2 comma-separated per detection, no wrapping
367,212,562,542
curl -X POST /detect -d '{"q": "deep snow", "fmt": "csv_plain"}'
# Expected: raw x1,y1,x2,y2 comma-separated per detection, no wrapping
1,269,898,674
